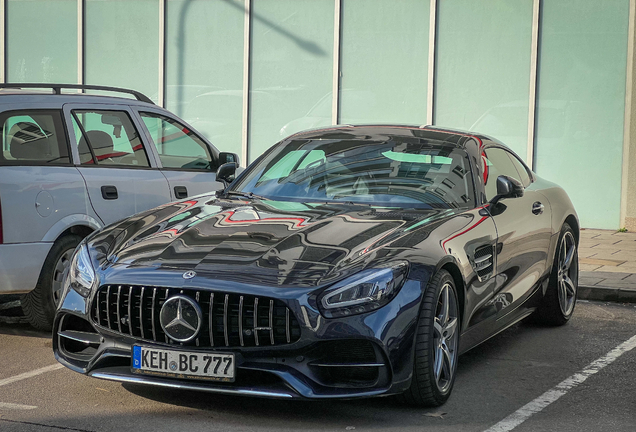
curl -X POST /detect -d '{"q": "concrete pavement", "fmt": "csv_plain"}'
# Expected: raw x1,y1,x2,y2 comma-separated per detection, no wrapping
579,229,636,302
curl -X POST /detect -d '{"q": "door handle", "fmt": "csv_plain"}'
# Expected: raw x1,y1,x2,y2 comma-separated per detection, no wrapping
101,185,118,200
174,186,188,199
532,201,544,215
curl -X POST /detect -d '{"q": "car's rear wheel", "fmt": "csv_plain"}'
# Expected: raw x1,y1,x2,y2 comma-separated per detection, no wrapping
401,270,460,406
21,235,82,332
533,223,578,326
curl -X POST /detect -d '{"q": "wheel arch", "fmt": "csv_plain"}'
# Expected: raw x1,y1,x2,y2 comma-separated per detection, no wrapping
437,259,466,327
41,214,102,243
564,214,580,245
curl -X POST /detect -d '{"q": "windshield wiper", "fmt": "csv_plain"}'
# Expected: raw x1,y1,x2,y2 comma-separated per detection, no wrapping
224,191,268,201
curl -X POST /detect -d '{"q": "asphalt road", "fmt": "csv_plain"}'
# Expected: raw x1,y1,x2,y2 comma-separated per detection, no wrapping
0,299,635,432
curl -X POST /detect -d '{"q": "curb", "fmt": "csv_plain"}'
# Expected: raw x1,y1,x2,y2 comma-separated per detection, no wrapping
578,285,636,303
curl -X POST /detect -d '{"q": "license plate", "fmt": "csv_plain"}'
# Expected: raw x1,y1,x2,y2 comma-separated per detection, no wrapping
132,346,235,382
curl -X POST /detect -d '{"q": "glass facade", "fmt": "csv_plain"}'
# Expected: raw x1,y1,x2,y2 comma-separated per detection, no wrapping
339,0,429,125
85,0,160,102
249,0,334,161
435,0,534,158
7,0,78,83
534,0,630,229
166,0,245,156
1,0,632,228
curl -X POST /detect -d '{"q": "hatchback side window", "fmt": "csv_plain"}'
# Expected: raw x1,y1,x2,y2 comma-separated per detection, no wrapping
140,113,216,170
71,110,150,167
483,147,523,202
0,110,70,165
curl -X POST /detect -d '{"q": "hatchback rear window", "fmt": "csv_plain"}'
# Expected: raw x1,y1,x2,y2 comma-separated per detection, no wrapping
0,110,70,165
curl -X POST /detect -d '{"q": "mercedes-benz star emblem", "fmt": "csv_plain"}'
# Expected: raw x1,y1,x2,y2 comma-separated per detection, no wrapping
183,270,196,279
159,295,202,342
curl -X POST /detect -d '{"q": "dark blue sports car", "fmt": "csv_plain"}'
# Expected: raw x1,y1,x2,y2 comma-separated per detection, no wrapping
54,125,579,406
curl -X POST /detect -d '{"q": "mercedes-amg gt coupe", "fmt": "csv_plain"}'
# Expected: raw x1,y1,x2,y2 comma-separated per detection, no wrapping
53,125,579,406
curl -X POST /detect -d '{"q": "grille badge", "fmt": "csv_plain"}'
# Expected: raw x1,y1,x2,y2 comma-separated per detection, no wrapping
159,295,202,342
183,270,196,279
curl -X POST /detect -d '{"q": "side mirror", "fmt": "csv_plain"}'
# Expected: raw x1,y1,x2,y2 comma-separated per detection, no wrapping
216,162,237,188
218,152,239,167
491,175,524,204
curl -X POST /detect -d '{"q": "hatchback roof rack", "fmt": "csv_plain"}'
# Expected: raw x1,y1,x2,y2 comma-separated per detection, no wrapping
0,83,154,104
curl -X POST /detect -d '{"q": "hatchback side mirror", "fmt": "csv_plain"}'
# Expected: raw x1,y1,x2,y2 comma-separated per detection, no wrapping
491,175,524,205
216,162,237,188
218,152,239,167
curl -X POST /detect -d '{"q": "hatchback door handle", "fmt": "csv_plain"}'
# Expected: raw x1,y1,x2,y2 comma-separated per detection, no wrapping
174,186,188,199
532,201,544,215
101,185,118,200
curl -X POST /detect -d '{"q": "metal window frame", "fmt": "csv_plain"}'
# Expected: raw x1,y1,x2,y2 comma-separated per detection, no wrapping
620,0,636,228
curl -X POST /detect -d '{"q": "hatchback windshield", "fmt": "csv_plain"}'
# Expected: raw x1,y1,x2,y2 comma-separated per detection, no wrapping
232,137,475,209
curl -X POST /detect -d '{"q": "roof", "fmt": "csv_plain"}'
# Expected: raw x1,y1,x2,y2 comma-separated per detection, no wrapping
286,124,494,147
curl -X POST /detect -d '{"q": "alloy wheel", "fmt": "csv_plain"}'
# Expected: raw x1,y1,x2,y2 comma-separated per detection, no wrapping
432,282,459,394
52,249,74,307
557,231,577,316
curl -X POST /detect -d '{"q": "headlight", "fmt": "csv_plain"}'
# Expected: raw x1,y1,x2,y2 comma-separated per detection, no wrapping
66,244,96,297
318,262,408,318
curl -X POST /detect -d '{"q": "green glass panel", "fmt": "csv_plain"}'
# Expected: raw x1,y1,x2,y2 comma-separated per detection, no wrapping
339,0,429,125
165,0,244,156
249,0,334,162
85,0,159,103
435,0,533,158
7,0,77,83
534,0,629,229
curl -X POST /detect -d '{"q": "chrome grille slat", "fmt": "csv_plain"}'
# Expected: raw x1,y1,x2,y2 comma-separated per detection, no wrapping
209,292,214,347
151,288,157,341
128,286,133,336
254,297,259,346
286,308,290,343
106,286,111,330
223,294,229,347
91,286,300,348
269,300,274,345
195,292,200,347
139,287,145,339
238,295,244,347
116,286,122,333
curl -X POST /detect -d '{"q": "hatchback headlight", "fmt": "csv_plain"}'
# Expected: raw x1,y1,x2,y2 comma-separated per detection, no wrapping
66,244,96,298
318,262,408,318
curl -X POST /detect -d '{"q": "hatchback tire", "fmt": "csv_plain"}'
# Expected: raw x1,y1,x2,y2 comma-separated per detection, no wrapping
21,235,82,332
401,270,460,406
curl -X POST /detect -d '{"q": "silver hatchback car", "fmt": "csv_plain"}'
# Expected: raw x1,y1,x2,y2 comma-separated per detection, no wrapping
0,84,238,330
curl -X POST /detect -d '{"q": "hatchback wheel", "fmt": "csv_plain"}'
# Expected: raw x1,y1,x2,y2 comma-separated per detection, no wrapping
21,235,82,332
401,269,460,406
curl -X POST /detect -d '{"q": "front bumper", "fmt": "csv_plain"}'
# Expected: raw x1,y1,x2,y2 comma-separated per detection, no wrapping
0,242,52,293
53,278,426,399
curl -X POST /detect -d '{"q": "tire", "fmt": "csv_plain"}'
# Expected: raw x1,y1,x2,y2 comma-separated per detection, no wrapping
533,223,578,326
400,270,460,407
21,234,82,332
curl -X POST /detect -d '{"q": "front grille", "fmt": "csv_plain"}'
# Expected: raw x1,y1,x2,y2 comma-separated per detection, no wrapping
90,285,301,348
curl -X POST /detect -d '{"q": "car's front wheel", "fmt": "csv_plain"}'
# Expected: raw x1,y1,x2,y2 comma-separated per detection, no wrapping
401,269,460,406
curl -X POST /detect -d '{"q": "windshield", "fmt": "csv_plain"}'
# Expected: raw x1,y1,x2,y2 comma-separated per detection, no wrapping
232,137,475,209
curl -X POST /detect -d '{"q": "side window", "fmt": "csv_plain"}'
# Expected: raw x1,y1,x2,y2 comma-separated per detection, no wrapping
507,152,532,187
72,110,150,167
0,110,69,165
140,113,215,170
483,147,523,201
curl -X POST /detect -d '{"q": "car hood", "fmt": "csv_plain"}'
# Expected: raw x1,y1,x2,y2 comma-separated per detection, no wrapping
89,194,455,289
